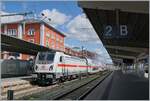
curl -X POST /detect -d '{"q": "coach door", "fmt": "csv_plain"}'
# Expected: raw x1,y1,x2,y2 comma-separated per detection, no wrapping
60,56,65,76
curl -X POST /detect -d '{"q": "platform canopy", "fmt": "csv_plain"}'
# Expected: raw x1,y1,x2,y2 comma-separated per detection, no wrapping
78,1,149,62
1,34,54,55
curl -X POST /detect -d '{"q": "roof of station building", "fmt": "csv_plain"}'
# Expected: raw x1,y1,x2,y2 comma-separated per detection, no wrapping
1,18,66,37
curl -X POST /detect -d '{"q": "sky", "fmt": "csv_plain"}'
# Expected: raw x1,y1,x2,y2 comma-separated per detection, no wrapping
1,1,112,64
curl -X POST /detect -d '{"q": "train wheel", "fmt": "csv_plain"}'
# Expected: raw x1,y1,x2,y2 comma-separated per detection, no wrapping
30,78,37,85
68,75,71,81
69,75,74,80
60,77,65,82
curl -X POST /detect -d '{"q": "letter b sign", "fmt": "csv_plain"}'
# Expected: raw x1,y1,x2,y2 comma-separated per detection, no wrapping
120,25,128,36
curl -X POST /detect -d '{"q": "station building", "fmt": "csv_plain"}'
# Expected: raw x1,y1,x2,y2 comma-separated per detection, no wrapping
1,18,65,60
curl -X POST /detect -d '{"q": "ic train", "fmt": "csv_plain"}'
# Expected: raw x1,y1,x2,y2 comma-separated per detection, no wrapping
34,51,103,84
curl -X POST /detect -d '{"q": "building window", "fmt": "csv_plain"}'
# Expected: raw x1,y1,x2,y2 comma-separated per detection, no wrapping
61,46,64,51
56,43,60,50
46,41,49,47
28,39,34,43
46,33,51,38
59,38,61,43
56,37,59,42
28,28,35,36
60,38,63,43
51,41,55,48
1,25,4,34
51,33,55,39
7,29,17,36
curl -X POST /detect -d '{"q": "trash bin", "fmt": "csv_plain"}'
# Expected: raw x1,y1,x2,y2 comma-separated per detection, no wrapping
7,90,14,100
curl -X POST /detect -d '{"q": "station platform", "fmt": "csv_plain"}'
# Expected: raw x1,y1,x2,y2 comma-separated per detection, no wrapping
84,70,149,100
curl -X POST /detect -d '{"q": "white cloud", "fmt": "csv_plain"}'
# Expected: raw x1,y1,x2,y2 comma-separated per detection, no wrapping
41,9,71,27
64,43,74,48
94,47,113,64
66,14,101,44
0,2,5,11
0,11,24,23
95,48,104,55
65,13,113,64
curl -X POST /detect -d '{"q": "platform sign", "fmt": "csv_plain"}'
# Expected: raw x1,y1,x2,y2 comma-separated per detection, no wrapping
83,8,148,48
99,10,149,42
103,24,131,39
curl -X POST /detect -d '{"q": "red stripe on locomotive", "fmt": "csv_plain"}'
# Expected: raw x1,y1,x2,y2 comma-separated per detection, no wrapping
58,64,99,68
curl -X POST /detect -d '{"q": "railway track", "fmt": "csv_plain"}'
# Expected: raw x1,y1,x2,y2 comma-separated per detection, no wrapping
1,71,109,100
17,71,110,100
1,78,58,100
54,71,112,100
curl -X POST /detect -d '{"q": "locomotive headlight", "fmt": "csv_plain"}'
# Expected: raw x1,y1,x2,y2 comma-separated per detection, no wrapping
49,65,53,71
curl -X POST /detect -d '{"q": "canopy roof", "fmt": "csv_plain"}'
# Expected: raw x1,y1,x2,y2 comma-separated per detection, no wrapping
78,1,149,63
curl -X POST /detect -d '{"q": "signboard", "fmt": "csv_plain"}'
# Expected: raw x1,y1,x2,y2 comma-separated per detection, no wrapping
104,24,131,38
97,9,149,42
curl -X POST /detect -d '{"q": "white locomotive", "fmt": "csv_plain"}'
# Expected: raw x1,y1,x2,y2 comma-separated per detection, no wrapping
34,51,101,84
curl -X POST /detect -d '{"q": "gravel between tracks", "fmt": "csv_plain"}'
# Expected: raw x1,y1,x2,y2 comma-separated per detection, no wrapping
18,71,108,100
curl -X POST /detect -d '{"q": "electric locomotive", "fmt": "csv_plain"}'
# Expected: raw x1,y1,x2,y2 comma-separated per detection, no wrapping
34,51,101,84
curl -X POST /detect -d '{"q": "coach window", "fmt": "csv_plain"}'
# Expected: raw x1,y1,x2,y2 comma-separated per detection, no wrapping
60,56,63,62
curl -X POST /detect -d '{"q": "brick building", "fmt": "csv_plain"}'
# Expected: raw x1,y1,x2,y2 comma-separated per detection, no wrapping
1,18,65,60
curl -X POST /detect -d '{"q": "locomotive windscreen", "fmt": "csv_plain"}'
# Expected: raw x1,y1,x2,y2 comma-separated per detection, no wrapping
38,52,46,61
37,52,55,64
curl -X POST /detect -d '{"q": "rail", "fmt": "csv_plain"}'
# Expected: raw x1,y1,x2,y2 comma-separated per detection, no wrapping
54,71,112,100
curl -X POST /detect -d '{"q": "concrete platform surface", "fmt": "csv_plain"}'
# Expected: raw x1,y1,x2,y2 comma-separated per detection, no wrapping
84,70,149,100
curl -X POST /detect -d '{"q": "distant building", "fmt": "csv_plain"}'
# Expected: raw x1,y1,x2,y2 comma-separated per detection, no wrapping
1,18,65,60
65,47,82,57
82,50,97,59
65,46,97,59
